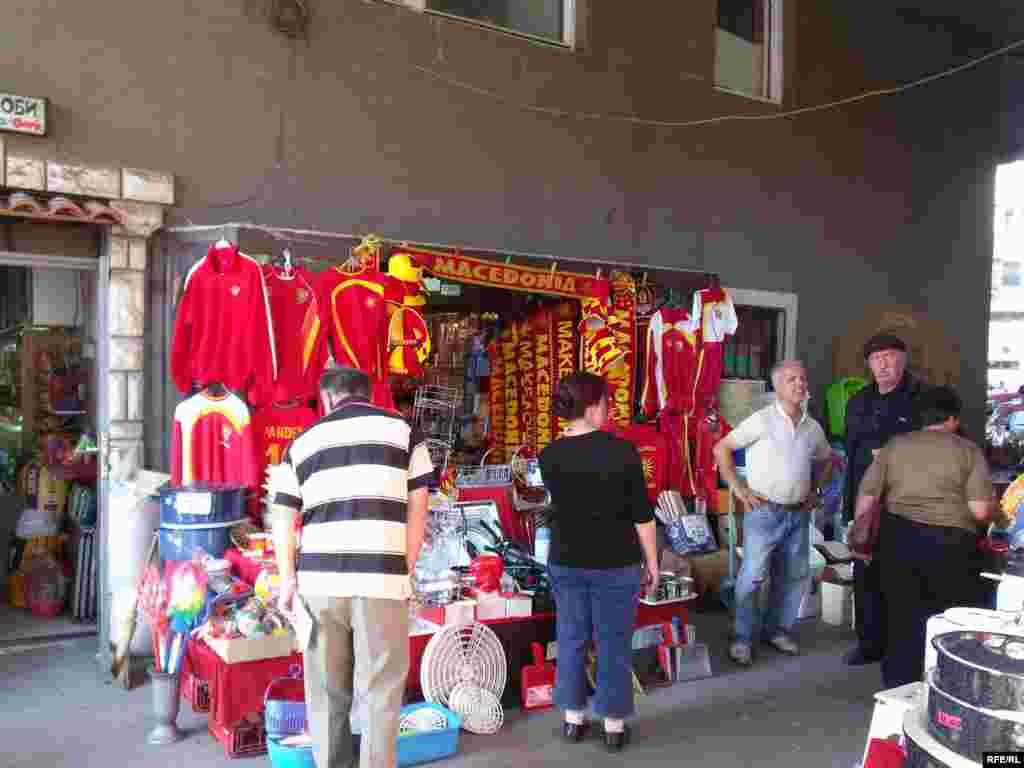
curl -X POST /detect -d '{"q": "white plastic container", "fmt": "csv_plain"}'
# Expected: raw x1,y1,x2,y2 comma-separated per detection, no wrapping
106,472,168,656
821,581,854,627
534,527,551,564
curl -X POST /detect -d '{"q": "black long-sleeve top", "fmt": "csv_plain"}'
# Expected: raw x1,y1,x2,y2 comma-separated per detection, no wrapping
539,430,655,569
843,373,924,521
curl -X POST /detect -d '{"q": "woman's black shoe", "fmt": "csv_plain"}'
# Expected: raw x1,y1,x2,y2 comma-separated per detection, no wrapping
603,726,630,752
562,722,588,742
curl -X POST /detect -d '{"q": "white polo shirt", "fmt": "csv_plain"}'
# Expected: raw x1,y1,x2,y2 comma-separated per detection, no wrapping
728,401,831,505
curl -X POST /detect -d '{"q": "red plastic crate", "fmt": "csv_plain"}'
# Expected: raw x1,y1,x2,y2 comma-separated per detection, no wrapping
209,718,267,758
182,669,212,714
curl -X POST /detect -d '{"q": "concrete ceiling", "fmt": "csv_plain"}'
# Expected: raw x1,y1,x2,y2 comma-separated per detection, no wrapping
893,2,1024,48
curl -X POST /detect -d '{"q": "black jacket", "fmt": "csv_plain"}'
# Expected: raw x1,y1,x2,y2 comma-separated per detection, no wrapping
843,374,925,521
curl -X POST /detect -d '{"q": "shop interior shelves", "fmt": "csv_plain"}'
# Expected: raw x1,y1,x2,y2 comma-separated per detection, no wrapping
47,463,98,482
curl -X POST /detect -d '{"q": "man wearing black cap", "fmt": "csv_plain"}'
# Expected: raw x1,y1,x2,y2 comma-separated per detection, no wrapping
842,334,924,667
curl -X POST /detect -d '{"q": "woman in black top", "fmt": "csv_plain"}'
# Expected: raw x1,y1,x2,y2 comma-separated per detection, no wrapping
539,372,659,752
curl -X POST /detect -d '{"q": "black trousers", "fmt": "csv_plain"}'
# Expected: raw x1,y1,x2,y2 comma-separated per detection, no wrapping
853,556,886,659
878,513,978,688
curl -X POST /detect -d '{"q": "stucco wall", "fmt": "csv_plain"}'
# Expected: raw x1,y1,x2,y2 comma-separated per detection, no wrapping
0,0,1012,435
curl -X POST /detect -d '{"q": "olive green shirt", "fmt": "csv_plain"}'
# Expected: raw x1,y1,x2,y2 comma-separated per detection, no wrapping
858,430,993,532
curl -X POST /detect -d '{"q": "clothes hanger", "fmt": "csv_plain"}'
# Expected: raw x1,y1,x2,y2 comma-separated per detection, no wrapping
204,381,227,397
214,227,231,249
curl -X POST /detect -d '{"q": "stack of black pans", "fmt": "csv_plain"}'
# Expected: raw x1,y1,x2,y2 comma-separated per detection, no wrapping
909,631,1024,766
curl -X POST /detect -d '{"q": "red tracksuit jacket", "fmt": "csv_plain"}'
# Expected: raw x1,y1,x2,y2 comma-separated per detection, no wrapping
171,243,276,405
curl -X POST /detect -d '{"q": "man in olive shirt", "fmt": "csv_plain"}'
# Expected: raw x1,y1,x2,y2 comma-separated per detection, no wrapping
853,386,994,687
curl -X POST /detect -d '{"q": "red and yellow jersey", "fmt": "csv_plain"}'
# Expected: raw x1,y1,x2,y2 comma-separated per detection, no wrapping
253,402,317,491
317,266,404,408
170,391,258,489
263,266,323,402
387,306,431,377
641,308,699,416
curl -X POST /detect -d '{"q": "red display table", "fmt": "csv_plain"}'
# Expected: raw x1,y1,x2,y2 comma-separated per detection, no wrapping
218,548,693,710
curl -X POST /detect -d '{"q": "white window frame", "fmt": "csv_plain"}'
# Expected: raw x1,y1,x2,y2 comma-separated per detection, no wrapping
714,0,784,104
388,0,578,48
726,286,798,364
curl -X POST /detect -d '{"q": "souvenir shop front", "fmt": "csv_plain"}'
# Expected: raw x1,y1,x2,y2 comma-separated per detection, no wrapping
144,225,797,758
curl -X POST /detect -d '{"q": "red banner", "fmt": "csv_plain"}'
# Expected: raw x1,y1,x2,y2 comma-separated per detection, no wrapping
517,318,536,455
553,302,579,436
500,325,521,458
606,273,637,429
487,340,505,464
532,307,555,453
407,248,610,302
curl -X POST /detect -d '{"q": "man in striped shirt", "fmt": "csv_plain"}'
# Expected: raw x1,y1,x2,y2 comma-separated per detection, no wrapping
270,367,432,768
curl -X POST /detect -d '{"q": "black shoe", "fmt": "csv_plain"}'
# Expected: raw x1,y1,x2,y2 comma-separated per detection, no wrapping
562,722,588,743
604,725,630,752
844,647,882,666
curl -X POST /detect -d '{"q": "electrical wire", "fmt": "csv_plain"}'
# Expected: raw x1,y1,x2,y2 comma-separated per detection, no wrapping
402,35,1024,128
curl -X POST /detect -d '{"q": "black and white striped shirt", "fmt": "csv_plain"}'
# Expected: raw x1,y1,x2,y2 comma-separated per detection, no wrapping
270,396,433,600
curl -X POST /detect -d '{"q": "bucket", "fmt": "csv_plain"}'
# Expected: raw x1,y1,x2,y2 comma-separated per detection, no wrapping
158,484,246,560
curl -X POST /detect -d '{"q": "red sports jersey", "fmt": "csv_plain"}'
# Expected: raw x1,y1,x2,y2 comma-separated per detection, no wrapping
170,391,259,489
691,287,738,409
252,402,317,490
317,266,404,409
641,308,699,417
263,266,323,402
171,243,276,405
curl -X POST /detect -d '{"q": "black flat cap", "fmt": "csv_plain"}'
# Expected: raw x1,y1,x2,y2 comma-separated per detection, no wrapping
863,333,907,359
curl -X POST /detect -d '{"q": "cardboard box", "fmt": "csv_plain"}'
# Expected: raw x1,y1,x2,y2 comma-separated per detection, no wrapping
474,591,532,620
205,633,296,664
688,550,730,596
821,581,854,627
418,600,477,626
798,579,821,620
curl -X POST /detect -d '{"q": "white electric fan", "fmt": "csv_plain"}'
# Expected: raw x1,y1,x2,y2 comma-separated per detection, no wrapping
420,622,507,712
449,683,504,735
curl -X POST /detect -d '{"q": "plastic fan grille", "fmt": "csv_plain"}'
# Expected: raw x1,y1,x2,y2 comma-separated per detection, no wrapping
449,684,504,735
399,707,449,736
420,623,507,708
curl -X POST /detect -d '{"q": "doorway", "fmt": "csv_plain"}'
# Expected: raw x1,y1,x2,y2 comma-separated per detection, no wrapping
0,251,109,644
987,160,1024,465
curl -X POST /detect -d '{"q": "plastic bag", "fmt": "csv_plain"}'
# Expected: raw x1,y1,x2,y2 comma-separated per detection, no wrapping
666,510,718,556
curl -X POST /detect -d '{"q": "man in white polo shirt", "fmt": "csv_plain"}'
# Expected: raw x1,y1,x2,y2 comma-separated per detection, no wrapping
713,359,833,666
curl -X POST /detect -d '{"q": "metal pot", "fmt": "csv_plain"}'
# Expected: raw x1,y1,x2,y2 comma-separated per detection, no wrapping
927,669,1024,762
932,631,1024,711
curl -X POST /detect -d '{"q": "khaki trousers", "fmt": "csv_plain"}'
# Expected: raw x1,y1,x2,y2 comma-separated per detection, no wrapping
299,595,409,768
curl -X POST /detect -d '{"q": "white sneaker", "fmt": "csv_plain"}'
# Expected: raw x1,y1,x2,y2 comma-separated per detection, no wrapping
729,640,753,666
766,634,799,655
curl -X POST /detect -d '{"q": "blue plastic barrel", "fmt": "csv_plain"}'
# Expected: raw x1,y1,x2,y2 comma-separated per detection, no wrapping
158,484,246,560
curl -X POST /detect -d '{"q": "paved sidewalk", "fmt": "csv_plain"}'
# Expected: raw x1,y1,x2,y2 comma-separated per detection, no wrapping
1,610,878,767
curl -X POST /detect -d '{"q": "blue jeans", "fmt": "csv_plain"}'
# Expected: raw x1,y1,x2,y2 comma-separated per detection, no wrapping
734,504,810,644
548,564,641,719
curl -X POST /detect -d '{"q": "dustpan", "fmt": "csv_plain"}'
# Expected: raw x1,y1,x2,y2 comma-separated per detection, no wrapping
520,642,555,710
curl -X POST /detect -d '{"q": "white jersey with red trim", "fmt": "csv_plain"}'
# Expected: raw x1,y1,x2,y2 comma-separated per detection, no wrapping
170,391,258,489
691,287,738,343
